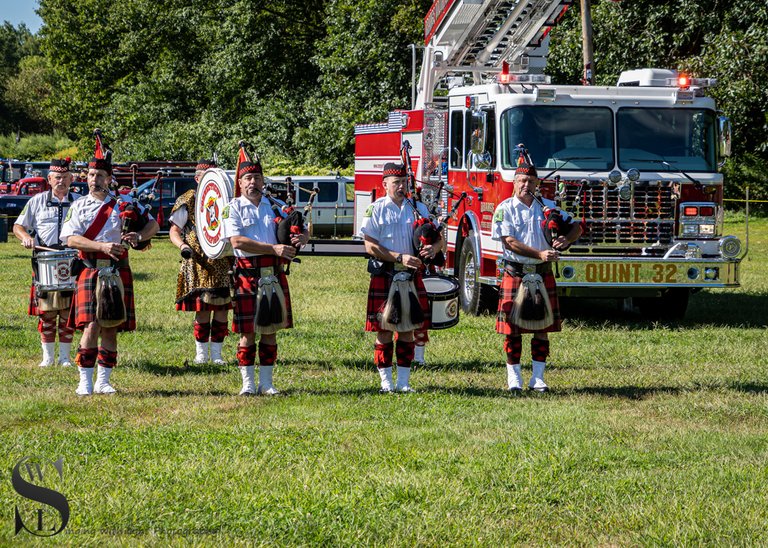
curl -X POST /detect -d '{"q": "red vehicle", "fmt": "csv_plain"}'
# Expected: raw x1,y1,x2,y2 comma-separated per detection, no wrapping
354,0,742,319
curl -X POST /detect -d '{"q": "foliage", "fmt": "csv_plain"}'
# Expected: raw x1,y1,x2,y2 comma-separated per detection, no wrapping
0,22,41,133
0,130,78,160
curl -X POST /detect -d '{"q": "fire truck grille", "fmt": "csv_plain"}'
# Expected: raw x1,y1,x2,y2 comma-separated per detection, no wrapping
581,220,675,245
562,181,676,246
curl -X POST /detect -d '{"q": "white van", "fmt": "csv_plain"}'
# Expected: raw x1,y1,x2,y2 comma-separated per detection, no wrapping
265,175,354,236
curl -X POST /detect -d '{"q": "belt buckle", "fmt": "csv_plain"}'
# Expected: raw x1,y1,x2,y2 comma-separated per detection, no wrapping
523,264,536,274
261,266,274,277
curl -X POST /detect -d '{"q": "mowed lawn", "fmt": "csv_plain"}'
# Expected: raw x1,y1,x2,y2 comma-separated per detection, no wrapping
1,215,767,545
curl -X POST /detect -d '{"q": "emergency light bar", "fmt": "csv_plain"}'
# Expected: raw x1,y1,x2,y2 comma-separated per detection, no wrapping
665,75,717,88
496,61,551,85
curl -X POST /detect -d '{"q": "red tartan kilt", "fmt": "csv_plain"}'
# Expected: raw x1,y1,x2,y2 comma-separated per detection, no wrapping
232,256,293,334
365,270,430,332
67,265,136,332
176,293,233,312
496,271,561,335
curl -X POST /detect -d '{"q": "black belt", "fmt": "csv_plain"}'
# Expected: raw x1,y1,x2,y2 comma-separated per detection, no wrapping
236,265,283,278
503,260,552,277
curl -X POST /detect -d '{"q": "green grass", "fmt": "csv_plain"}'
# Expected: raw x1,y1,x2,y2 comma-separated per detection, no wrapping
1,218,767,545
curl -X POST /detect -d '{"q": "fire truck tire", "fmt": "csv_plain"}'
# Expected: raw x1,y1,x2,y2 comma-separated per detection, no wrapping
457,231,497,315
637,288,690,320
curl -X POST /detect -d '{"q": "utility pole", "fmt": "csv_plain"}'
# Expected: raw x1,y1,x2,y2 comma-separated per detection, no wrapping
580,0,595,85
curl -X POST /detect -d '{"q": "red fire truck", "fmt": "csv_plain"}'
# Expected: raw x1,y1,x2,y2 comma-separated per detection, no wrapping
354,0,741,319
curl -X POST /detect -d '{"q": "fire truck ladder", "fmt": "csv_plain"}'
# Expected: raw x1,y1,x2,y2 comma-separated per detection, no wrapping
417,0,572,108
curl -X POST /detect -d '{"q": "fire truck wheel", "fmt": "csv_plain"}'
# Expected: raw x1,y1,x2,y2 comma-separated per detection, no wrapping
457,231,497,315
636,288,690,320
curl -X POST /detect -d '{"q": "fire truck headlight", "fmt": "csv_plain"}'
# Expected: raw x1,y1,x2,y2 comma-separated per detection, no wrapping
700,224,715,235
618,183,632,201
719,236,741,259
608,170,622,184
627,168,641,182
682,223,698,235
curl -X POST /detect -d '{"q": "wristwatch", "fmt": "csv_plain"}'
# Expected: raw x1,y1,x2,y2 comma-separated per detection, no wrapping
396,253,403,264
137,233,142,242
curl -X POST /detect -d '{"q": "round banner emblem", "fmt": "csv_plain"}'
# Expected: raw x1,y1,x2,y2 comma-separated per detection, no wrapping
195,168,234,259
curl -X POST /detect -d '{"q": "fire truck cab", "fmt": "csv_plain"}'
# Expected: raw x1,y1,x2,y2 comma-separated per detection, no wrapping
354,0,741,319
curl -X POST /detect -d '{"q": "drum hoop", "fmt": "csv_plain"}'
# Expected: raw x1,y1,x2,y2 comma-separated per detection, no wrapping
195,168,234,259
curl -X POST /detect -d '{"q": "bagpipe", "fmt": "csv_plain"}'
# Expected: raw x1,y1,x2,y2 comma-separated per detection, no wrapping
115,163,156,251
514,143,579,249
400,141,446,267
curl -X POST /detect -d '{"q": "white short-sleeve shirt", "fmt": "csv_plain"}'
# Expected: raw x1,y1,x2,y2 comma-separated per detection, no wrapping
169,205,189,229
60,194,153,244
222,196,279,257
14,190,80,247
491,196,571,264
359,196,432,255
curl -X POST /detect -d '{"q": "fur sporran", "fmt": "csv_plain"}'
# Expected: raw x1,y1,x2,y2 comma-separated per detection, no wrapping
379,271,425,332
254,271,288,335
509,273,553,331
96,267,127,328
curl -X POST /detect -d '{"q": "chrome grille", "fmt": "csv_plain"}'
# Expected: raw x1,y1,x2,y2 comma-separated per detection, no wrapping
561,180,676,246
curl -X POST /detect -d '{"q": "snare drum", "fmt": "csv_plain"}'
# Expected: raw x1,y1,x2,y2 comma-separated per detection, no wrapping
35,250,78,291
423,275,460,330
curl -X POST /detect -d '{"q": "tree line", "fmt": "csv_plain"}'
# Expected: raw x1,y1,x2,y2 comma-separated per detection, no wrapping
0,0,766,199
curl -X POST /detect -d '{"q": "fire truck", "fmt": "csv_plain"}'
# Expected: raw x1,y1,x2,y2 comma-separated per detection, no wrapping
353,0,741,319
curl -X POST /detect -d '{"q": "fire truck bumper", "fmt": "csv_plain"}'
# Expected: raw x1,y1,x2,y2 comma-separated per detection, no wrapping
553,257,740,290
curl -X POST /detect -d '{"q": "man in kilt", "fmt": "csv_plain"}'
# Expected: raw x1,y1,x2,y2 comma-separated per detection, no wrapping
360,162,439,393
223,159,308,396
492,162,582,392
169,159,233,365
13,158,80,367
60,153,159,396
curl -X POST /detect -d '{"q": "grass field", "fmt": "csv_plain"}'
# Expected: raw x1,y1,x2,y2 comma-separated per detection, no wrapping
1,215,767,545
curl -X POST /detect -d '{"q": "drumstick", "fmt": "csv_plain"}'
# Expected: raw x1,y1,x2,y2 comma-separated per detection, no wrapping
34,245,60,252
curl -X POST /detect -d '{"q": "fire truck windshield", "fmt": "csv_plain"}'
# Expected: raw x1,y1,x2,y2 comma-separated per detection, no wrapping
617,108,717,172
501,106,614,171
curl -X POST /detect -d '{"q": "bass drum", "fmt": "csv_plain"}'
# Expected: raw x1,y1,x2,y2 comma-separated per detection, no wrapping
195,168,235,259
423,274,460,330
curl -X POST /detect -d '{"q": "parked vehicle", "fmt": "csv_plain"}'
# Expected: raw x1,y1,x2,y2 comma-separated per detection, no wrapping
134,176,197,231
266,175,355,236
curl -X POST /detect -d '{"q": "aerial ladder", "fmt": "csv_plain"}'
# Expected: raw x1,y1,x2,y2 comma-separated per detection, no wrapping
416,0,572,109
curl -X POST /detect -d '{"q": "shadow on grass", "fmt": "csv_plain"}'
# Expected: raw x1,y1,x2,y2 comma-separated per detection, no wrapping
133,389,233,397
130,361,231,376
297,357,497,373
561,292,768,329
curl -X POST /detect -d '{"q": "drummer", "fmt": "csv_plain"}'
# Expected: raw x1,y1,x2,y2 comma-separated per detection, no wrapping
61,147,159,396
223,157,309,396
13,158,80,367
169,159,233,366
360,162,439,393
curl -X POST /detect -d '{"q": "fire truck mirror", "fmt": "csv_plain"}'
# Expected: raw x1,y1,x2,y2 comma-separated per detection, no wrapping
469,111,487,156
718,115,732,160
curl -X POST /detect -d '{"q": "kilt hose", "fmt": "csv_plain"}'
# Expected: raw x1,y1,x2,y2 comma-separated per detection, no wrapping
176,292,233,312
365,270,430,332
232,256,293,334
496,270,561,336
68,263,136,332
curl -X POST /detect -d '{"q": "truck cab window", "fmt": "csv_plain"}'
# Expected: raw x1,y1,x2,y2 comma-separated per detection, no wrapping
449,110,464,169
